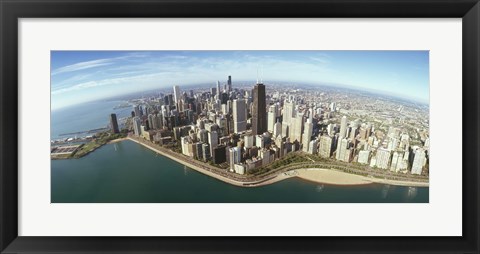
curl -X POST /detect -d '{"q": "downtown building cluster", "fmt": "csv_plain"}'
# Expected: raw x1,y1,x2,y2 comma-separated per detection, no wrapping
128,75,429,176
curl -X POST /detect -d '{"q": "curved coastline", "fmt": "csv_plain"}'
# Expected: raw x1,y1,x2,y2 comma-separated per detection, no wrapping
126,137,429,188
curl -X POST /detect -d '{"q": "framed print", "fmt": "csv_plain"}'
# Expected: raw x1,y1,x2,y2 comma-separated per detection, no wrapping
1,0,479,253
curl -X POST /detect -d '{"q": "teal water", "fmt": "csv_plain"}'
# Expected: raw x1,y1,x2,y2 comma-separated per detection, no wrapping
51,140,429,203
51,100,132,140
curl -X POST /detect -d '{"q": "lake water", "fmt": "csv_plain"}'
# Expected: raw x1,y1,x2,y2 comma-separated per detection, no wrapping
51,100,132,140
51,140,429,203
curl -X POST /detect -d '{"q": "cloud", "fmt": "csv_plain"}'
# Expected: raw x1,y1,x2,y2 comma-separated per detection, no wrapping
51,58,114,75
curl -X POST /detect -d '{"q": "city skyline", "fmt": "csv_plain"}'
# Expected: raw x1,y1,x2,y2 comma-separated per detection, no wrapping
51,50,429,110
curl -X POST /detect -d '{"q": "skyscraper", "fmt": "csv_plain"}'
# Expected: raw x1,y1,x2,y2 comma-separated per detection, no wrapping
290,112,304,143
208,131,218,156
133,117,142,136
339,116,348,139
302,119,313,152
319,135,333,158
109,113,119,134
173,85,181,104
251,82,267,135
216,81,221,97
282,100,295,137
267,104,277,132
233,99,247,133
411,148,426,175
376,148,392,169
227,75,232,92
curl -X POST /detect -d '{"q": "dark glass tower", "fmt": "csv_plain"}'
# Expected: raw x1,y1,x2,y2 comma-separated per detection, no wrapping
110,113,120,134
251,82,267,135
227,75,232,92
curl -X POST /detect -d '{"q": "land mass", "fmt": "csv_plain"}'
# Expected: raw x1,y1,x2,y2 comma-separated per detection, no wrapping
127,136,429,188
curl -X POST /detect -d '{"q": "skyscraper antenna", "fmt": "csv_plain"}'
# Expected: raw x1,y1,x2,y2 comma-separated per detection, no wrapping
256,66,259,84
261,65,264,83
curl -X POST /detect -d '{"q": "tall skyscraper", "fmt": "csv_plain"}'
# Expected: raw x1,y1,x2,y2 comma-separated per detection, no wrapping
290,112,304,142
173,85,181,104
208,131,218,156
233,99,247,133
336,138,350,162
227,75,232,92
251,82,267,135
267,104,277,132
216,81,221,97
339,116,348,139
273,120,282,138
133,117,142,136
302,119,313,152
282,100,295,137
109,113,119,134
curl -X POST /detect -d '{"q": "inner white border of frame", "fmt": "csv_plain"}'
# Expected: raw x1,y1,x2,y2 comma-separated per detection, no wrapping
18,18,462,236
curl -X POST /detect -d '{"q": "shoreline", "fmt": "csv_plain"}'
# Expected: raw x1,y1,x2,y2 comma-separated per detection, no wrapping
126,137,429,188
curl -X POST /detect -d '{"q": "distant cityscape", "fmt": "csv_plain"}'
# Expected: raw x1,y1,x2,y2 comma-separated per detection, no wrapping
95,75,429,179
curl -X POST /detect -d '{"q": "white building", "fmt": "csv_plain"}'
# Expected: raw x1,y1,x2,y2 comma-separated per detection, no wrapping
358,150,370,164
319,135,333,158
412,148,426,175
267,104,277,133
302,119,313,152
173,85,181,104
308,139,318,155
339,116,348,139
375,148,391,169
244,134,254,149
208,131,218,156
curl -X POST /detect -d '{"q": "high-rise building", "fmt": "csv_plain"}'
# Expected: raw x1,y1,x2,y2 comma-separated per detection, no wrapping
208,131,218,156
273,120,282,138
229,147,242,170
212,145,227,164
339,116,348,139
251,82,267,135
319,135,333,158
173,85,181,104
376,148,391,169
216,81,221,97
233,99,247,133
282,100,295,137
412,148,426,175
267,105,277,133
109,113,119,133
202,143,211,162
290,112,304,142
336,138,350,162
133,117,142,136
308,139,318,154
227,75,232,92
302,119,313,152
358,150,370,164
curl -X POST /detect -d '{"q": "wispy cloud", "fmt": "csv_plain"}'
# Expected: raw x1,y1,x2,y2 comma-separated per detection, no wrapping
51,58,114,75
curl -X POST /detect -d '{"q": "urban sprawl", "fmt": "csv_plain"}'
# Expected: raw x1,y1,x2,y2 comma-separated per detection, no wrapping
106,75,429,178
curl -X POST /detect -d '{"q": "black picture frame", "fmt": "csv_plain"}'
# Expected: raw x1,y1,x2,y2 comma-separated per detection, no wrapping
1,0,479,253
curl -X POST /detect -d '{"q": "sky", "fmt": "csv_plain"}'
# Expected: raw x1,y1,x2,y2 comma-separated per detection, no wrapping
51,50,429,110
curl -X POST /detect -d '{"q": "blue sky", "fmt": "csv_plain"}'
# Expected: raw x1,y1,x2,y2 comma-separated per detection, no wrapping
51,50,429,110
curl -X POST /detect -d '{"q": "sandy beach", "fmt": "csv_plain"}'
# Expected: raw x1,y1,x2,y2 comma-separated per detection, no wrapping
266,168,429,187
